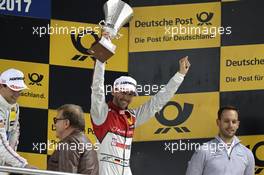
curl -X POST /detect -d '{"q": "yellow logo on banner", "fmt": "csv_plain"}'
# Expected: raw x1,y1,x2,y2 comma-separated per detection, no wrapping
129,92,219,142
49,20,128,72
0,59,49,109
47,109,96,155
220,44,264,92
86,114,97,144
129,2,221,52
239,135,264,175
47,109,59,155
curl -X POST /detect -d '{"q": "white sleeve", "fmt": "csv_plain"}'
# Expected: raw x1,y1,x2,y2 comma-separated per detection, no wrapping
90,60,109,126
134,72,185,127
0,110,27,167
8,122,20,151
244,149,255,175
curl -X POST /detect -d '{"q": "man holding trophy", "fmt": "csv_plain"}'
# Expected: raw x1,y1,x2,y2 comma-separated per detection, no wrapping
89,0,191,174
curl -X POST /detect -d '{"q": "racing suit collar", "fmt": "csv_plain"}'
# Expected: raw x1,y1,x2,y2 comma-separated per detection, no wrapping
0,94,13,110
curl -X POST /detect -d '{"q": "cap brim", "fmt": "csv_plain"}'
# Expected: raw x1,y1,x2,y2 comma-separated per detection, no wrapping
7,82,28,91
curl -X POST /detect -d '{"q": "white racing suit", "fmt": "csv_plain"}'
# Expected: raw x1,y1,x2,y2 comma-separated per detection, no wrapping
0,95,27,167
90,60,185,175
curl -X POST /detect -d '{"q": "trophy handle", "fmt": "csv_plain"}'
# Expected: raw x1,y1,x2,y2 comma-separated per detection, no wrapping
115,32,123,39
99,20,106,28
99,20,118,39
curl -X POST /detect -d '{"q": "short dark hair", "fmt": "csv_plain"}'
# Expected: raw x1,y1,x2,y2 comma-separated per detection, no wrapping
217,106,239,120
57,104,85,131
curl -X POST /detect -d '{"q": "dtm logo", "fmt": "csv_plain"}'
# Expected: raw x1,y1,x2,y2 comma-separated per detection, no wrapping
28,73,43,86
247,141,264,174
154,101,193,134
196,12,214,26
70,30,99,61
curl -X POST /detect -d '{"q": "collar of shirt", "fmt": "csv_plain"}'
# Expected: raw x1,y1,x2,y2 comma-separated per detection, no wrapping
216,136,235,156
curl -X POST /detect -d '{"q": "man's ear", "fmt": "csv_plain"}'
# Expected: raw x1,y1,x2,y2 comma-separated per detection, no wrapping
112,88,118,96
64,119,70,128
216,119,220,127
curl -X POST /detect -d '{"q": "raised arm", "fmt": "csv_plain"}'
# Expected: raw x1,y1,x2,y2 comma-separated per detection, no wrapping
134,56,190,127
90,60,109,126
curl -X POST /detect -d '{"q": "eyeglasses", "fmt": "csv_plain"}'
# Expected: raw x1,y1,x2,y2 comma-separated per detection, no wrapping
53,118,67,124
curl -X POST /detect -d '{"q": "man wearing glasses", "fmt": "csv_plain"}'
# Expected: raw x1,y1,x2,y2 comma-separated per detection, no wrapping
48,104,99,175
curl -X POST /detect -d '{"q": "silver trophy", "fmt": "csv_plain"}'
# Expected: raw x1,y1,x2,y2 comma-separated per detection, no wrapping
90,0,133,62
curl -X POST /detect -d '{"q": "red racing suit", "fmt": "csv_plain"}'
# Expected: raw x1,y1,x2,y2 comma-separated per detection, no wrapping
90,60,185,175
